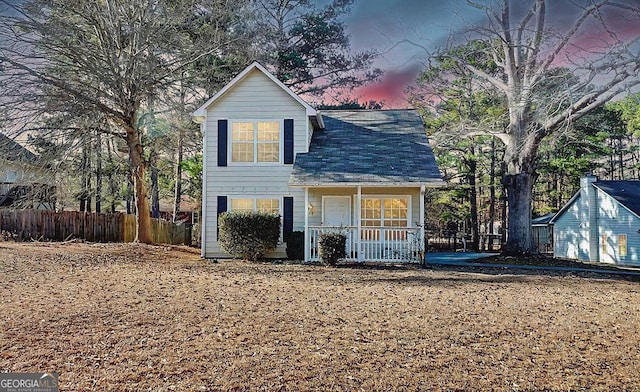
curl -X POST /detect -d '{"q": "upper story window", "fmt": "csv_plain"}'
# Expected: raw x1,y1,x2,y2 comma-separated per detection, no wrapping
231,121,280,163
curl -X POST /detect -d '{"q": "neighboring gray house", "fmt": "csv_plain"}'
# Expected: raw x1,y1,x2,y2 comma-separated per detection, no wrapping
0,134,55,208
192,62,445,262
551,175,640,265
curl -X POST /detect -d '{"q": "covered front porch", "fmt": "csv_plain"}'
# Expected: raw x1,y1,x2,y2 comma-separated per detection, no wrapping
302,186,426,264
308,225,424,263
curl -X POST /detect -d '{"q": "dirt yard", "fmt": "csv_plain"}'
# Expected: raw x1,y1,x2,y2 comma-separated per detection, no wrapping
1,242,639,391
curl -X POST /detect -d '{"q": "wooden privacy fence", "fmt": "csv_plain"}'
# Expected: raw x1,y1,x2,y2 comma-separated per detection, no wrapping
0,209,191,245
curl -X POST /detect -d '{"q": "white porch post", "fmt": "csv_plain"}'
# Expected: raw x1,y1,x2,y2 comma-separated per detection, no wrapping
357,185,362,262
304,187,310,262
420,185,426,265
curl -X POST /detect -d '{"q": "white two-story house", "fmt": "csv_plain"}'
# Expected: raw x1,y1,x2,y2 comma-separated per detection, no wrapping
192,62,444,263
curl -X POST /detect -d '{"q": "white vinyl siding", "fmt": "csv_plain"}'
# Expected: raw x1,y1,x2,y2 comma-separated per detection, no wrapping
596,190,639,265
202,68,310,258
554,187,640,265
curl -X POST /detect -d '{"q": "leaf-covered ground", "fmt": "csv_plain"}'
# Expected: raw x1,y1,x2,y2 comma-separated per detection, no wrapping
1,242,640,391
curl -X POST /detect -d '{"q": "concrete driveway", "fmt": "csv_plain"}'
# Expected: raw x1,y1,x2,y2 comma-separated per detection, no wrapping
425,252,498,264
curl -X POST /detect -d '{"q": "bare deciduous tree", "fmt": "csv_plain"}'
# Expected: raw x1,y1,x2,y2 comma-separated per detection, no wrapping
423,0,640,253
0,0,248,242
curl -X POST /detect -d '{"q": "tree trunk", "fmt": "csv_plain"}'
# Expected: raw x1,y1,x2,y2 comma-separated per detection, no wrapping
79,143,88,212
95,130,102,213
151,161,160,219
488,138,496,236
618,136,624,179
106,142,117,213
126,157,134,215
500,182,507,247
500,106,546,254
125,126,153,244
172,128,183,222
467,146,479,252
502,172,536,254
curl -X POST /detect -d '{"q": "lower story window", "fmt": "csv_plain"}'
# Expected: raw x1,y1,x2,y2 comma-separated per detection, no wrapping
230,198,279,214
361,196,409,240
619,234,627,257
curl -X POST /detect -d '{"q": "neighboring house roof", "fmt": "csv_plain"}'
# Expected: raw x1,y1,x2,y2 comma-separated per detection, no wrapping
593,180,640,218
289,109,444,187
192,61,320,124
550,179,640,223
0,134,37,163
532,212,555,226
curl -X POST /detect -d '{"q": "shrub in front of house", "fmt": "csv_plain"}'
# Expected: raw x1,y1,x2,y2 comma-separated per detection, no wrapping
284,230,305,260
218,211,281,261
318,232,346,266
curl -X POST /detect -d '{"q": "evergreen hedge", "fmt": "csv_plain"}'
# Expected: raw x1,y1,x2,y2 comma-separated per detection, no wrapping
318,232,346,265
218,211,281,261
284,231,305,260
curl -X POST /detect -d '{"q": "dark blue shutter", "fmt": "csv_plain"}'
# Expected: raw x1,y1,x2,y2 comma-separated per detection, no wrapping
284,119,294,164
217,195,227,239
283,196,294,235
218,120,228,167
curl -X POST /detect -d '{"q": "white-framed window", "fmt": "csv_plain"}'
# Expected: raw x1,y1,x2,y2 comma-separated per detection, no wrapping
360,196,410,240
230,198,280,214
231,120,281,163
619,234,627,258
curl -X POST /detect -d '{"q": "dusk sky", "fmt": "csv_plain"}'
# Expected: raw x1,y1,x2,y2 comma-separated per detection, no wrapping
338,0,640,108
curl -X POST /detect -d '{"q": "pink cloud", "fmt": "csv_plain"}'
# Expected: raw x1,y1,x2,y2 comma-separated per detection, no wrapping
354,64,423,109
561,7,640,62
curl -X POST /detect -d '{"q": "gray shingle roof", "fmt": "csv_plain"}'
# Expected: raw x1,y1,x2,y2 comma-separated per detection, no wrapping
532,212,556,225
289,109,443,186
593,180,640,218
0,134,37,163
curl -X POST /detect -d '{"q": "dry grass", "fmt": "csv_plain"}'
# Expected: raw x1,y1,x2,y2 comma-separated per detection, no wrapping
1,242,640,391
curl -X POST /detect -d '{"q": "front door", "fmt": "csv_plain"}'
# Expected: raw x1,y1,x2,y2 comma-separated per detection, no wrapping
322,196,353,258
322,196,351,226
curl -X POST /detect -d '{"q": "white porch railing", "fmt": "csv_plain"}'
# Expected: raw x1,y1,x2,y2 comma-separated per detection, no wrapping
308,226,424,263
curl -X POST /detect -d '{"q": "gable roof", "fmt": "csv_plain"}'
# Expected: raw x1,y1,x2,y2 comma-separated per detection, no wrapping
289,109,444,187
0,134,37,163
532,212,555,226
593,180,640,218
550,179,640,223
192,61,318,122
